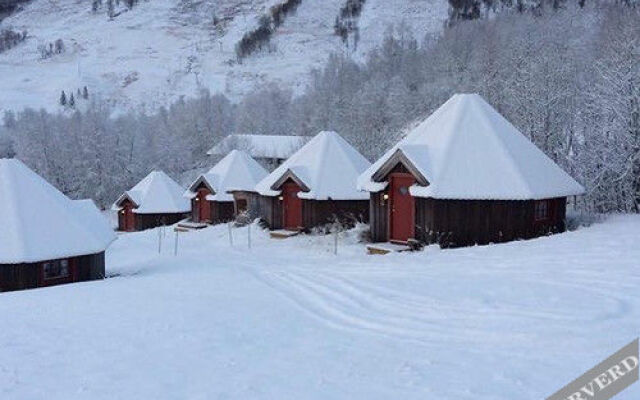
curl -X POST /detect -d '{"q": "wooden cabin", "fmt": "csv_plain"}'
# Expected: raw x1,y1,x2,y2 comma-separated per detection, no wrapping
207,134,311,170
0,159,116,292
185,150,268,224
113,170,190,231
254,131,370,231
358,94,585,248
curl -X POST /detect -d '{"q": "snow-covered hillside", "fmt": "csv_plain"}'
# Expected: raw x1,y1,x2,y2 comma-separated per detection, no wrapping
1,215,639,399
0,0,447,114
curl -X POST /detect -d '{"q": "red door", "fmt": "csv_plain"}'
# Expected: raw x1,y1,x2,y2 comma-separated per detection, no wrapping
389,174,415,243
282,181,302,230
196,188,211,223
119,201,135,232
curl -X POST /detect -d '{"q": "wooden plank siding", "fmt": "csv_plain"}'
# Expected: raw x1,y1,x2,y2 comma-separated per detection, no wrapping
0,252,105,292
370,193,567,248
134,213,188,231
254,195,369,231
369,192,389,242
414,197,567,247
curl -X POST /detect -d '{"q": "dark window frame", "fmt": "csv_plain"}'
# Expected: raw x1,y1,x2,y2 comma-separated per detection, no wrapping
534,200,550,222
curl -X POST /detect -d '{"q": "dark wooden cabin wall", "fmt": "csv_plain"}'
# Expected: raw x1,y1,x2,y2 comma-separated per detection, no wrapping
135,213,188,231
0,252,105,292
211,202,235,224
302,200,369,228
415,197,567,247
369,192,389,242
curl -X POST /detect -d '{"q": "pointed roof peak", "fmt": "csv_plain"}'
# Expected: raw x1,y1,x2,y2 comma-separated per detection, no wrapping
0,159,115,263
256,131,371,200
186,150,268,202
114,169,190,214
359,94,584,200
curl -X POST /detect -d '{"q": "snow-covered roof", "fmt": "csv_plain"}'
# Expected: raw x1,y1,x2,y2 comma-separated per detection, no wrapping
113,171,190,214
256,131,371,200
185,150,269,202
207,134,311,160
0,159,116,264
358,94,585,200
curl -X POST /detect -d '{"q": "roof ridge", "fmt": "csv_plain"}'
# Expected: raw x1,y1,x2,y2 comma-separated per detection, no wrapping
472,98,535,197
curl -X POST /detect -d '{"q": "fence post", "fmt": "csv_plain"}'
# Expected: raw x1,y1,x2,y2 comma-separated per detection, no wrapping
247,223,251,249
228,222,234,246
334,228,338,255
158,227,163,254
174,230,179,256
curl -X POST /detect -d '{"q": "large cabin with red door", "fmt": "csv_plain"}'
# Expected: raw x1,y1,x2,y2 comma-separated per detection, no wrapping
255,131,371,231
185,150,268,224
113,171,190,231
358,94,585,248
0,159,116,292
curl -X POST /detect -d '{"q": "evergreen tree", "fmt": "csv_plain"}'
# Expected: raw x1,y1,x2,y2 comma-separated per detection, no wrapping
69,93,75,108
60,91,67,106
82,86,89,99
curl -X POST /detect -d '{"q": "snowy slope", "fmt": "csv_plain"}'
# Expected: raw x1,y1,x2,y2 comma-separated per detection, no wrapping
0,215,639,399
0,0,447,114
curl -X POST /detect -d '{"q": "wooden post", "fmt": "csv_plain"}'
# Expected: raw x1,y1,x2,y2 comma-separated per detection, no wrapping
247,223,251,249
174,230,179,256
228,222,233,246
334,228,338,255
158,227,163,254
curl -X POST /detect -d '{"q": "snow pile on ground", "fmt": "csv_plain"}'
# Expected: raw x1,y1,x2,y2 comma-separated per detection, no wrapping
186,150,268,202
0,158,115,263
0,0,447,114
0,214,638,399
114,170,190,214
359,94,585,200
256,130,371,200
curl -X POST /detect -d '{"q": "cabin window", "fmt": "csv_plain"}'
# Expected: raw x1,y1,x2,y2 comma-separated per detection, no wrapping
534,200,549,221
43,259,70,280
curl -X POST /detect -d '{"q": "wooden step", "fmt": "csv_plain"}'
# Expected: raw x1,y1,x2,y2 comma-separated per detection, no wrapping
176,220,209,230
270,229,300,239
366,242,413,255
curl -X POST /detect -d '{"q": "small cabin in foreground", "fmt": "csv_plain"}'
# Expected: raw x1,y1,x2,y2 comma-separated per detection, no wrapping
185,150,268,224
358,94,585,247
113,171,190,231
0,159,116,292
254,131,370,231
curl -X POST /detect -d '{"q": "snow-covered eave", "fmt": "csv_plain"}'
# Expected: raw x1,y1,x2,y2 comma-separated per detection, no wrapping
298,192,370,201
111,192,139,211
132,207,191,214
408,185,586,201
0,240,116,265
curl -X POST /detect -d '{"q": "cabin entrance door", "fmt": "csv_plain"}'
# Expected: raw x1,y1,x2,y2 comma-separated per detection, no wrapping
282,181,303,230
389,174,415,243
119,202,135,232
196,188,211,223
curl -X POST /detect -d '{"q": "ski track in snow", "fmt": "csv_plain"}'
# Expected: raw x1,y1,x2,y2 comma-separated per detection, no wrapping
1,215,639,399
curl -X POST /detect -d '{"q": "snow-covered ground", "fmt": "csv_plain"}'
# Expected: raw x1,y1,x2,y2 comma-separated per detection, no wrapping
1,215,639,399
0,0,447,114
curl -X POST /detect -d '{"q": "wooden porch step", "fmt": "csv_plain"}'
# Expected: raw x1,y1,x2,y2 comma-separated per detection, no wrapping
270,229,301,239
366,242,413,255
176,220,209,230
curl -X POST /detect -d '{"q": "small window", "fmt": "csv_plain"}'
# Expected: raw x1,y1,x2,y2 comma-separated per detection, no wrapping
534,200,549,222
43,259,70,280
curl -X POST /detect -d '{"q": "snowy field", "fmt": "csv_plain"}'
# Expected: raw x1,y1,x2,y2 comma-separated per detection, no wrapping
1,215,639,399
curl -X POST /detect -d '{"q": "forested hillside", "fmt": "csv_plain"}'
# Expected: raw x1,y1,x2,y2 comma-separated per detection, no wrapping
1,1,639,213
